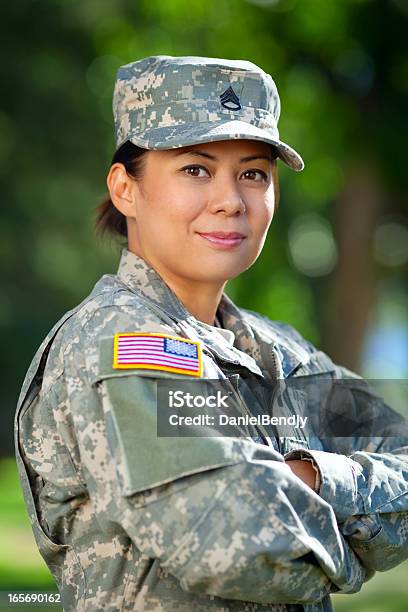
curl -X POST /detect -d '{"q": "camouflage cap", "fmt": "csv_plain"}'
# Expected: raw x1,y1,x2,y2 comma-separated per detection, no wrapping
112,55,304,171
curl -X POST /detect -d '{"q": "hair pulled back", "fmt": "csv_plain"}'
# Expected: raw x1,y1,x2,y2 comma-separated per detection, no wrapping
95,141,148,239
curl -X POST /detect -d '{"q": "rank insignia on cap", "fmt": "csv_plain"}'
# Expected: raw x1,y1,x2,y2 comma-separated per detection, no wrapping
113,332,203,377
219,85,242,111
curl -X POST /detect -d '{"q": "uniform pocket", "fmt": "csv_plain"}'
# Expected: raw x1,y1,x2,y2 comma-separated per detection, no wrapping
98,369,246,497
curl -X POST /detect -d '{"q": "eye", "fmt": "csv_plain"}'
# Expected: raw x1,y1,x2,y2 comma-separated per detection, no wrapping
241,169,268,182
182,165,209,178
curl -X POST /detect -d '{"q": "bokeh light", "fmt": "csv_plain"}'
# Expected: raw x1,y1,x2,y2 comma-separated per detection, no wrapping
288,213,337,276
373,221,408,267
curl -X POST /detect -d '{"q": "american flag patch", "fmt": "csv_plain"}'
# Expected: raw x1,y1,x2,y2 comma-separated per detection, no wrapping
113,333,203,377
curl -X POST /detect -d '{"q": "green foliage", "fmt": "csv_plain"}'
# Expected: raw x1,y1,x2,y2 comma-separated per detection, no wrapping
0,460,56,590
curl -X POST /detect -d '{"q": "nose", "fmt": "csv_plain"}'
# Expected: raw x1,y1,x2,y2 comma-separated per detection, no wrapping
207,175,246,216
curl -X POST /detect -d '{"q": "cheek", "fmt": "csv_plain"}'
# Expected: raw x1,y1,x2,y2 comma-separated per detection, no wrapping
150,183,204,226
251,197,275,235
133,170,202,243
264,188,276,218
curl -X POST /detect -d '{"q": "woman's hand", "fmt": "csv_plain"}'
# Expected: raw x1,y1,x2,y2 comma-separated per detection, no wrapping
285,459,317,490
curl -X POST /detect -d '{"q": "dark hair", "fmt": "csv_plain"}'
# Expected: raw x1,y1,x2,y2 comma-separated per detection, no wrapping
95,141,148,239
95,140,280,240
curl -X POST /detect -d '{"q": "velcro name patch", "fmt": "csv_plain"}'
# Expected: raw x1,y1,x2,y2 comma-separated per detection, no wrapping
113,332,203,377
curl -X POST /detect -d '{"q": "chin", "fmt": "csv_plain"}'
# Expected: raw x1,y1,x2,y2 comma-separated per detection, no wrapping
191,261,250,283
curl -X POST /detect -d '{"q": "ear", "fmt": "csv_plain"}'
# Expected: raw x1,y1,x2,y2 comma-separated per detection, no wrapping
106,163,138,219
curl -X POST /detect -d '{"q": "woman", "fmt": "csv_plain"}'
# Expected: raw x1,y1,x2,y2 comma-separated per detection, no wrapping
16,55,408,612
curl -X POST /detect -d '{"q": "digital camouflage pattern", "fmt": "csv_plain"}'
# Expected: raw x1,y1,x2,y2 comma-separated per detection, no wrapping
16,249,408,611
112,55,304,171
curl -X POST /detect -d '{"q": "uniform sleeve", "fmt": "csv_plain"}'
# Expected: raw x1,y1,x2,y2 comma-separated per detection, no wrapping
284,366,408,572
61,321,371,605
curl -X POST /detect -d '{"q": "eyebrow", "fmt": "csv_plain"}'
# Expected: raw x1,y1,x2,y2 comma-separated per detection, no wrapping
172,148,273,163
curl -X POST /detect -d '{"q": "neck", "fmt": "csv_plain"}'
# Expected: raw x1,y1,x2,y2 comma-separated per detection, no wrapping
127,246,226,326
165,277,226,326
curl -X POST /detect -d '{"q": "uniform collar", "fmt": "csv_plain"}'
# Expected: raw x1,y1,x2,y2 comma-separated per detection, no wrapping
218,293,309,378
117,248,190,320
117,248,249,331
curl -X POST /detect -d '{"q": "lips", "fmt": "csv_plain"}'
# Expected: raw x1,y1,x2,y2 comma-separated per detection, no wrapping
197,231,246,249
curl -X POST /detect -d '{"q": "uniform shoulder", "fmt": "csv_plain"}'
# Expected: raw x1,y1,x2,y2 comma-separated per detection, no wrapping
41,276,176,385
240,307,317,355
65,274,175,332
63,274,173,337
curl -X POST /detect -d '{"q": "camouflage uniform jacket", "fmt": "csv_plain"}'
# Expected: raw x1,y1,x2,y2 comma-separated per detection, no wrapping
15,248,408,611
